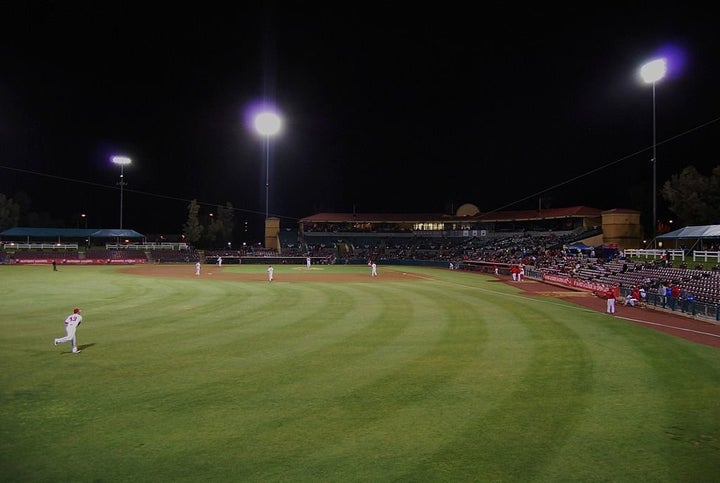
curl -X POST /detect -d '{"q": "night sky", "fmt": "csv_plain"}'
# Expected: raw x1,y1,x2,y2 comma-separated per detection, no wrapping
2,3,719,241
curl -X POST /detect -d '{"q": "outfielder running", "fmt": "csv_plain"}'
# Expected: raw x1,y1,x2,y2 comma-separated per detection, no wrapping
54,308,83,353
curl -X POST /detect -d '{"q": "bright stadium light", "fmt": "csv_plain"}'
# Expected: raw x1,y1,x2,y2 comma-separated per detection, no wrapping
254,111,282,221
111,156,132,229
639,58,666,249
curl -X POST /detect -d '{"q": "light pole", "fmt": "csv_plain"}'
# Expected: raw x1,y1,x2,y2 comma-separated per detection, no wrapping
639,58,666,249
111,156,132,229
253,111,282,221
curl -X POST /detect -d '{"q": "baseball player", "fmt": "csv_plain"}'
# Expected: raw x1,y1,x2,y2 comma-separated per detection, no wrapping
267,265,274,282
195,261,201,276
371,262,377,277
605,284,618,314
54,308,83,353
306,257,311,269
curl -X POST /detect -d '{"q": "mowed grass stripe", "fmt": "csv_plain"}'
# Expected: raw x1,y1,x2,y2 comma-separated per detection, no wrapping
224,283,546,480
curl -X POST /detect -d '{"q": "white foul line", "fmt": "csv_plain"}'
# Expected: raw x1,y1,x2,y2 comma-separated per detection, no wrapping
619,316,720,339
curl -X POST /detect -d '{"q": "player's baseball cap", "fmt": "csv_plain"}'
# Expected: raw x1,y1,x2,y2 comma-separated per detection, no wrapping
73,308,80,314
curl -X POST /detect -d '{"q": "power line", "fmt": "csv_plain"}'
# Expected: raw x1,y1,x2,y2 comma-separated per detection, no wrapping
0,164,299,221
483,116,720,216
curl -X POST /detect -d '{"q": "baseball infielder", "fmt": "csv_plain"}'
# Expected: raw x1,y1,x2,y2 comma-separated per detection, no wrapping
54,308,83,353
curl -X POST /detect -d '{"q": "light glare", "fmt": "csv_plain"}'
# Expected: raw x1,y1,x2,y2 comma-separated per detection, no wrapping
254,112,282,136
640,58,667,84
112,156,132,166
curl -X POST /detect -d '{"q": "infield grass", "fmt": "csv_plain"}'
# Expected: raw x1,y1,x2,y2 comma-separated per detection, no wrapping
1,264,718,482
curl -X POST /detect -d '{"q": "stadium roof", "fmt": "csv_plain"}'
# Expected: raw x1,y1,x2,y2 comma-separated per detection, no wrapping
300,213,450,223
657,225,720,240
300,206,602,224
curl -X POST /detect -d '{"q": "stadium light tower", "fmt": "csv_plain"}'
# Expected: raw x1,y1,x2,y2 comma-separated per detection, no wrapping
639,58,667,249
111,156,132,229
253,111,282,220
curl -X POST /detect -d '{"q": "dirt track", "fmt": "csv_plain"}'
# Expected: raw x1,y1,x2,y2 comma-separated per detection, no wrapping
121,264,720,348
506,276,720,348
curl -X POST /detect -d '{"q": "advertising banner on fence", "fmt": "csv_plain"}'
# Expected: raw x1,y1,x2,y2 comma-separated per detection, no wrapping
542,272,609,292
13,258,147,265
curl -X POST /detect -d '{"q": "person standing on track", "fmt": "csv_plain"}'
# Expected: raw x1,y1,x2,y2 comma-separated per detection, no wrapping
195,261,201,276
605,284,618,315
54,308,83,353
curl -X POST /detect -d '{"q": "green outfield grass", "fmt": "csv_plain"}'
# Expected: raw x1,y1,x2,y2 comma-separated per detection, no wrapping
1,264,718,482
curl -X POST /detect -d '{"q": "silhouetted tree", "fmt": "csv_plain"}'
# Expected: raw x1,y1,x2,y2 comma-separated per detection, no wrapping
662,165,720,226
0,193,21,231
183,199,204,246
216,202,235,246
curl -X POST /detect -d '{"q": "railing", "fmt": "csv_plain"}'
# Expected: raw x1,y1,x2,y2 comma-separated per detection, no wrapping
1,243,78,250
692,251,720,262
106,243,189,250
624,249,720,263
624,249,685,261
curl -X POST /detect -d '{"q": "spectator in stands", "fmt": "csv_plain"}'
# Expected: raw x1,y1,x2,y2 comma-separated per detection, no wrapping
670,284,681,310
657,282,667,308
638,286,647,304
685,291,696,314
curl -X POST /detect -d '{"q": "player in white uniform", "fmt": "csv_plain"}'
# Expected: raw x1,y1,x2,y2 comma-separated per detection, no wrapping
54,308,83,353
306,257,311,269
195,261,201,276
267,265,274,281
371,262,377,277
217,256,222,267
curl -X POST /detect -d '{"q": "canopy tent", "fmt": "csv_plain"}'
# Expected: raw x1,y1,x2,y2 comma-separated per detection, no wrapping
0,227,145,243
656,225,720,250
88,229,145,239
565,242,595,252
